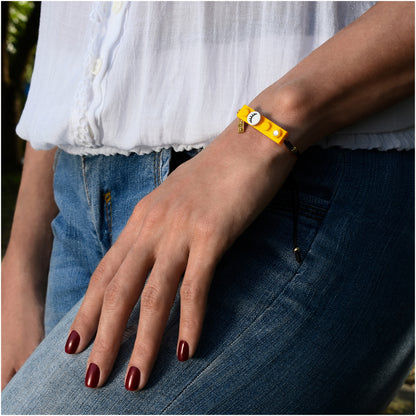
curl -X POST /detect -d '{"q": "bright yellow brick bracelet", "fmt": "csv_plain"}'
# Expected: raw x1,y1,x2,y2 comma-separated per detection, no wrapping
237,105,299,156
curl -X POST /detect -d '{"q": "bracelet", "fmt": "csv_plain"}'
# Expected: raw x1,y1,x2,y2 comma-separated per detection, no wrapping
237,105,300,157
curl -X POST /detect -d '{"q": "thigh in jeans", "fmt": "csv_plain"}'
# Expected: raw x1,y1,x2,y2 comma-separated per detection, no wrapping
2,148,413,414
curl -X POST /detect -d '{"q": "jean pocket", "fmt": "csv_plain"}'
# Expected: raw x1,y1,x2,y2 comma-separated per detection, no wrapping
270,187,329,222
267,176,332,265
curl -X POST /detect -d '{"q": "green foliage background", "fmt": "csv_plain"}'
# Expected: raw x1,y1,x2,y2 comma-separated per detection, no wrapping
7,1,36,83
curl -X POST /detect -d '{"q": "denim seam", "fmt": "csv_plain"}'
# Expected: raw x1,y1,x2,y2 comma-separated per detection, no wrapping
158,151,162,185
104,191,113,244
159,150,165,184
53,148,62,172
270,195,328,221
162,153,347,414
159,152,162,184
153,152,160,188
153,153,157,188
81,156,106,256
273,204,327,221
81,156,92,209
299,202,327,215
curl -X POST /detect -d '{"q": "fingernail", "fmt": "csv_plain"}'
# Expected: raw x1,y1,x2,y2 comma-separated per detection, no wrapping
65,330,80,354
85,363,100,388
125,366,141,391
178,340,189,362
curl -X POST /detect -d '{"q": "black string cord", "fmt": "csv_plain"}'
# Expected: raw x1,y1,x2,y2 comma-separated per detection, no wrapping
289,172,302,264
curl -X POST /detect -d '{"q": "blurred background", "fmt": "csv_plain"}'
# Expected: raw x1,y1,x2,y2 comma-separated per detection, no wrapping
0,2,414,413
2,1,40,255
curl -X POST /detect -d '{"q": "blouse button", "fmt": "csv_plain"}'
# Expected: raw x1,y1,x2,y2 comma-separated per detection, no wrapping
112,1,123,14
91,58,102,76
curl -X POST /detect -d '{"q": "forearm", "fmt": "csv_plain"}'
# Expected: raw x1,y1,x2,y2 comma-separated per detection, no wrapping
250,1,414,153
2,142,58,299
1,143,58,389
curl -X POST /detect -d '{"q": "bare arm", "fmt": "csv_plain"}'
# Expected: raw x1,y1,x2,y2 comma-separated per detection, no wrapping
252,1,414,152
67,2,413,390
2,142,58,389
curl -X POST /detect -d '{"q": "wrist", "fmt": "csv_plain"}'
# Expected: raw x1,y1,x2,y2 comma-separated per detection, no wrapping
249,79,325,153
223,118,297,169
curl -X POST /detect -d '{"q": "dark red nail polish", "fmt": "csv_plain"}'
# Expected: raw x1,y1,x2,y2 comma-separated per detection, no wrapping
178,340,189,362
85,363,100,388
125,366,141,391
65,330,80,354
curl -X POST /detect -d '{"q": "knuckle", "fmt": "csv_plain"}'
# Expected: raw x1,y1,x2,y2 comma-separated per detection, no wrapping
103,280,126,310
90,261,108,287
140,284,164,311
180,281,203,303
180,316,201,332
92,336,115,356
193,215,217,240
132,340,154,360
141,205,165,231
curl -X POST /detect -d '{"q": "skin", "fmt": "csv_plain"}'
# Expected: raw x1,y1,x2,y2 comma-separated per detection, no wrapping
2,2,414,392
2,144,58,390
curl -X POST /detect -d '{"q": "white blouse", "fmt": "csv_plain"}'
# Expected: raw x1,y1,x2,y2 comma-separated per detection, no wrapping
17,1,414,156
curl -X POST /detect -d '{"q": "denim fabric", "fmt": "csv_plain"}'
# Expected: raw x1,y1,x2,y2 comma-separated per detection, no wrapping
2,147,414,414
44,149,173,334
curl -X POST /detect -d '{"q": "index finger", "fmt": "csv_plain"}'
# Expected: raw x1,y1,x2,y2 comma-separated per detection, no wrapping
64,197,152,355
64,238,131,355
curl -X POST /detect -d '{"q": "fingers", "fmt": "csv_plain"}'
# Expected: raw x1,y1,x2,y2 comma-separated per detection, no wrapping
82,235,218,391
65,236,136,355
66,188,221,391
176,248,217,362
84,224,189,389
65,198,152,354
84,241,155,388
66,235,219,391
125,243,217,391
125,248,188,390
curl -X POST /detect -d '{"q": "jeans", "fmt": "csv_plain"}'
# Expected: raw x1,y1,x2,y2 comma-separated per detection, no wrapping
2,146,414,414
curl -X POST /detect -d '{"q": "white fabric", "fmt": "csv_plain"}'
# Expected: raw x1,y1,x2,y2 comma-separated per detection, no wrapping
17,1,414,155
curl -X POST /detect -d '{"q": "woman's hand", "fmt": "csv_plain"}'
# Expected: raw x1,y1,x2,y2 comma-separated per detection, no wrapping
66,0,414,391
66,121,296,390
